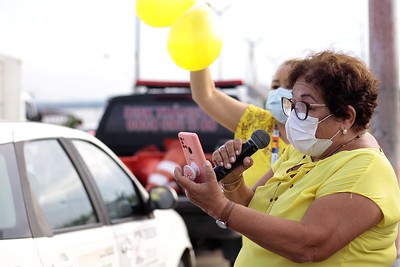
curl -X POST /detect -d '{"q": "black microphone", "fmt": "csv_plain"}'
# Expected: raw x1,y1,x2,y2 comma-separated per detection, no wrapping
214,129,270,181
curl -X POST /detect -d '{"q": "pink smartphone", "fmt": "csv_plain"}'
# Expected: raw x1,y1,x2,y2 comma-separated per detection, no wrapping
178,132,207,183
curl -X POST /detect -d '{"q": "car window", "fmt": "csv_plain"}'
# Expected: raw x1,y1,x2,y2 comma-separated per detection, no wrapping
0,144,31,239
72,140,144,221
0,154,16,229
24,140,98,230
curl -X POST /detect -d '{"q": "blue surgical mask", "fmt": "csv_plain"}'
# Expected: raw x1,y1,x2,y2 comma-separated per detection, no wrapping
265,87,292,124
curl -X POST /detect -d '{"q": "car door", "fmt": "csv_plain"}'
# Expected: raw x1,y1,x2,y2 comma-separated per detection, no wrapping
72,140,165,266
22,139,120,267
0,143,43,267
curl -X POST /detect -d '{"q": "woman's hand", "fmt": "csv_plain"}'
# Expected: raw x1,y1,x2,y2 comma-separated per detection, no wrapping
174,160,228,219
213,139,254,183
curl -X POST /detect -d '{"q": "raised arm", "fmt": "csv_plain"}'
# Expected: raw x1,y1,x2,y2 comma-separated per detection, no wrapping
190,68,249,132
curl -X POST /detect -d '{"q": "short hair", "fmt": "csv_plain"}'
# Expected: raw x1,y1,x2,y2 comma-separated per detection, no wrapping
281,58,302,68
288,50,379,129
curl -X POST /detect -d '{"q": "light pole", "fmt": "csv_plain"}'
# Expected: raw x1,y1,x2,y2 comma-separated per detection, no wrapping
369,0,399,175
243,36,264,90
211,0,236,80
134,16,141,92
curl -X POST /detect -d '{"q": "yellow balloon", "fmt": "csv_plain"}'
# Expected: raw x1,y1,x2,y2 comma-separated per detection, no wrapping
136,0,196,27
167,2,223,71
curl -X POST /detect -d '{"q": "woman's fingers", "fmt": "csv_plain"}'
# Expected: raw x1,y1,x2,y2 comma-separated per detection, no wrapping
203,160,218,183
213,139,243,169
174,166,191,188
174,161,223,211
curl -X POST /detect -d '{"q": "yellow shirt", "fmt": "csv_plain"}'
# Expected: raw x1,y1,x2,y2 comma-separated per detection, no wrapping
235,104,288,187
235,145,400,267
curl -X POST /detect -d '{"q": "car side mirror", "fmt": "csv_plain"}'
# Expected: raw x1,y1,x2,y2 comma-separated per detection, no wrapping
147,186,178,212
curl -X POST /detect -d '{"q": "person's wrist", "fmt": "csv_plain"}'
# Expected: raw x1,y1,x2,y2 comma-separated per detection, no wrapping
222,173,243,184
215,200,236,229
212,199,229,219
221,174,244,193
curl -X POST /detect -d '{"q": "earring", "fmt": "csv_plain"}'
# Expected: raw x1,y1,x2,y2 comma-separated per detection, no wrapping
342,128,348,135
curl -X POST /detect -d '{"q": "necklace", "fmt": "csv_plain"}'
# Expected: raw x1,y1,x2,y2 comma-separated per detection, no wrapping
329,131,367,156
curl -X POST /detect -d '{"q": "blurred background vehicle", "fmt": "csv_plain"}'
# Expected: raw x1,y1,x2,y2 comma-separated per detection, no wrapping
0,54,41,122
0,121,195,267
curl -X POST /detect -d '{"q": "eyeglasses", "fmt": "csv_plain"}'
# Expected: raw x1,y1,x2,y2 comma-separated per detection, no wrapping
281,97,326,120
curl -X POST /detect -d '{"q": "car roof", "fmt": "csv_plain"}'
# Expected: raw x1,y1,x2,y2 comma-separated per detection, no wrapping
0,121,150,199
0,121,98,145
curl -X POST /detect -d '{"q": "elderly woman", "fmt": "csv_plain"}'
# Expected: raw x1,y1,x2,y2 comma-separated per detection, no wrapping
174,50,400,266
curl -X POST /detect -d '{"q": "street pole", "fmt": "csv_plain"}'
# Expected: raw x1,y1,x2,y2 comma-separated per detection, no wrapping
369,1,400,264
243,36,264,91
368,0,399,176
134,16,141,92
213,1,235,80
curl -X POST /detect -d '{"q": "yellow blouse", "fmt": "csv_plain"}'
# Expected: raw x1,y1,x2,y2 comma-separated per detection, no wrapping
235,104,288,187
235,145,400,267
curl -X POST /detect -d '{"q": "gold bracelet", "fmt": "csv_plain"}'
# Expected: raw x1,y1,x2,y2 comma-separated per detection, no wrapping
222,174,243,186
222,177,244,193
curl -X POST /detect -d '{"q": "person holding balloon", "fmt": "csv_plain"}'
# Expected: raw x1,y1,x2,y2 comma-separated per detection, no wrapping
136,0,300,188
189,59,300,187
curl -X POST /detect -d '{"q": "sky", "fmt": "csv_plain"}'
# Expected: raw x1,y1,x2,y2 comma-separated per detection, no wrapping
0,0,398,103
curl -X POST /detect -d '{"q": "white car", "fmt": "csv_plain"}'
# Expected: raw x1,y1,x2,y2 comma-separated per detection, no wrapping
0,122,195,267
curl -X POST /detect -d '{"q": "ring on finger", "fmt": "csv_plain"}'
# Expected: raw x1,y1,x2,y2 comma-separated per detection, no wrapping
219,145,225,150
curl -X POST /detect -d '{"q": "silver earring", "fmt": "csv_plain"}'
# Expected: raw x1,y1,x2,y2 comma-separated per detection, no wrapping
342,128,348,135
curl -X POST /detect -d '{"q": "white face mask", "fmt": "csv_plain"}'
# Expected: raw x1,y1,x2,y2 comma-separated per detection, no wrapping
285,110,340,157
265,87,292,124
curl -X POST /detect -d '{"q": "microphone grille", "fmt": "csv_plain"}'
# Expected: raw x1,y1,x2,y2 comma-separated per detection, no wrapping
251,129,270,149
